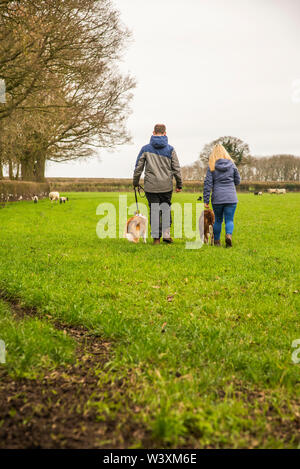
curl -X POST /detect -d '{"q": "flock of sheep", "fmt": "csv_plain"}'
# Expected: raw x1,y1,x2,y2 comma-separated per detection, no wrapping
32,192,69,204
254,188,287,195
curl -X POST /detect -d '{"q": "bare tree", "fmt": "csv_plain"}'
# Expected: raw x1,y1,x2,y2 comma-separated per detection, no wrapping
0,0,135,180
181,160,205,181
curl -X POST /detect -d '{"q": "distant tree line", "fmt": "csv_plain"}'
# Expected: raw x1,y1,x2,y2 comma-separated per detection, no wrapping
0,0,135,181
182,136,300,182
239,155,300,182
182,154,300,182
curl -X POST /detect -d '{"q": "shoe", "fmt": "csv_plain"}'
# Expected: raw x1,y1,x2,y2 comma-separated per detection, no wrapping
153,238,160,245
214,240,221,246
163,237,174,244
225,234,232,248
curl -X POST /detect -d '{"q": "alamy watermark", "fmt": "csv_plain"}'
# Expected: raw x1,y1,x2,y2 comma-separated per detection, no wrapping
291,339,300,364
96,195,205,249
0,339,6,364
0,79,6,104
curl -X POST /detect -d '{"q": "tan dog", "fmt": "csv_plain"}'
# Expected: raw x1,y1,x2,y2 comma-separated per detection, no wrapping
124,214,147,244
199,209,215,245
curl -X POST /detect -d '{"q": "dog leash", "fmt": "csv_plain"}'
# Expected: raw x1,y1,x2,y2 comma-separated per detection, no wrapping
134,185,145,214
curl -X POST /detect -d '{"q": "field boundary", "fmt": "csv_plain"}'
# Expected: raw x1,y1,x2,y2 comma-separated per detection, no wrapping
47,179,300,193
46,179,300,193
1,179,300,194
0,181,50,202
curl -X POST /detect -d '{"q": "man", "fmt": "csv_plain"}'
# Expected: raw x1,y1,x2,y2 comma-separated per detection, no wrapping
133,124,182,245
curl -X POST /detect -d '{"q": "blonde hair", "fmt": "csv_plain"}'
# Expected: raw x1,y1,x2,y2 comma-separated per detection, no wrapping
208,144,234,171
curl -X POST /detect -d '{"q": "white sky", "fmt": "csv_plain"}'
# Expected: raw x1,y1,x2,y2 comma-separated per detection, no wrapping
47,0,300,178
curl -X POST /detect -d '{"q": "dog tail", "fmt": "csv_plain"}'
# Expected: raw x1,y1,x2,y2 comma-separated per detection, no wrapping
125,233,139,244
125,233,135,242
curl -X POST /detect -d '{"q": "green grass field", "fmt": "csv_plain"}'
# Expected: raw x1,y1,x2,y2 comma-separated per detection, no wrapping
0,192,299,448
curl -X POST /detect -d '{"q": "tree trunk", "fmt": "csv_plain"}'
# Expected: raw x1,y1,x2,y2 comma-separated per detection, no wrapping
15,164,20,180
0,162,3,179
21,158,35,181
9,160,13,180
34,154,46,182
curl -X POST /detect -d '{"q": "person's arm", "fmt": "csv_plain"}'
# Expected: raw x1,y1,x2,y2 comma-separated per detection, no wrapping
203,168,213,206
233,165,241,186
133,148,146,187
171,149,183,191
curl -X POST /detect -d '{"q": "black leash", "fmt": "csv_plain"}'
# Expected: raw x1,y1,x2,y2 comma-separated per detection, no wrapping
134,184,145,214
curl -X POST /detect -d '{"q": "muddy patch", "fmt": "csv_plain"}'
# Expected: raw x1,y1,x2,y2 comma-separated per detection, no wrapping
0,294,150,449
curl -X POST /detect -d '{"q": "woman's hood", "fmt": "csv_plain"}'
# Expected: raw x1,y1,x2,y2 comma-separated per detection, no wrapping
215,159,234,172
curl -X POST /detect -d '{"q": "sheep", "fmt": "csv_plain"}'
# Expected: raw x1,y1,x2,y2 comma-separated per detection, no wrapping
59,196,69,204
276,188,286,194
33,195,38,204
49,191,60,202
267,188,286,194
18,195,23,201
254,191,263,196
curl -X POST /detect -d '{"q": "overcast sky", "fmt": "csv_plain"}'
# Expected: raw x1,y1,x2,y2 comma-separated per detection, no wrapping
46,0,300,178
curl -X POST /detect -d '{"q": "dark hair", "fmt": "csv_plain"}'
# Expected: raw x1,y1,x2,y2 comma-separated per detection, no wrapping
154,124,166,134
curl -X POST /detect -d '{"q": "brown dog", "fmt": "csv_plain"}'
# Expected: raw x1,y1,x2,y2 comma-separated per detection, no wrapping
124,214,147,244
199,209,215,245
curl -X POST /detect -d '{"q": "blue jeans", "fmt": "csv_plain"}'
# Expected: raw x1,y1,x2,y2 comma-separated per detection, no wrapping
212,203,237,241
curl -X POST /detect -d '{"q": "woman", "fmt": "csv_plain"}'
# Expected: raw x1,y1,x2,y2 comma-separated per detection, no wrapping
203,144,241,247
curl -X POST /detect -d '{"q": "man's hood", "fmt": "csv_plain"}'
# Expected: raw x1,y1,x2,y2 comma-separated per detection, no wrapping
150,135,168,149
215,159,234,172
